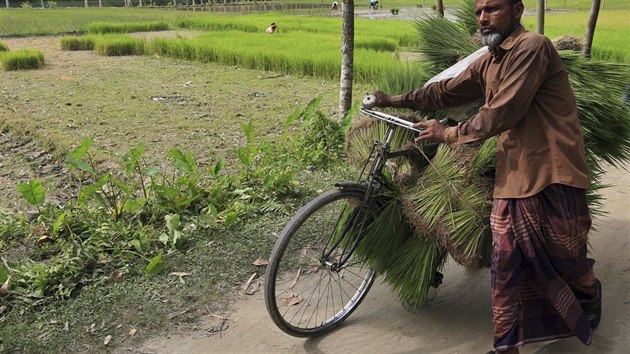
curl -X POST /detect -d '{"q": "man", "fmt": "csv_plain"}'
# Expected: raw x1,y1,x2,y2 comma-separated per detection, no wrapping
371,0,601,353
266,22,277,34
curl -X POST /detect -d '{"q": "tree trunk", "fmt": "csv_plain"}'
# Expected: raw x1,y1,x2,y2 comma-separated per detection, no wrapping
582,0,601,59
98,0,102,7
5,0,8,9
40,0,43,7
339,0,354,118
84,0,88,8
436,0,444,17
536,0,545,34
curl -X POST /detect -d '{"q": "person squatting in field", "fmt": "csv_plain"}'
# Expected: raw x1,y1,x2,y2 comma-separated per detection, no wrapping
371,0,602,353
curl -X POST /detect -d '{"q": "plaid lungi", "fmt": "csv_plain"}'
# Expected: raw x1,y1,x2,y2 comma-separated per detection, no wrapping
490,184,597,351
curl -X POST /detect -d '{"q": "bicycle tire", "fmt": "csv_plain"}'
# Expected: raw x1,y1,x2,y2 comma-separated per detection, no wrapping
264,188,378,337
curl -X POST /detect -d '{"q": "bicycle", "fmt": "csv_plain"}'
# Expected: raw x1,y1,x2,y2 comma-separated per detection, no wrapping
264,95,442,337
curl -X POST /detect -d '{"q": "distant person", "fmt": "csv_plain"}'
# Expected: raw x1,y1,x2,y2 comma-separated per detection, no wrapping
331,1,339,13
266,22,277,34
369,0,378,9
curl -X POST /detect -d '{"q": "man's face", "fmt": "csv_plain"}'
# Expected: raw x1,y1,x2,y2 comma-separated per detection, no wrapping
475,0,523,48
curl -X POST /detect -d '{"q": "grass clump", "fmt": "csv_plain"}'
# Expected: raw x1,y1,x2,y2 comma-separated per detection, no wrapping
94,35,146,56
60,36,95,51
0,41,8,52
0,49,44,71
83,20,170,34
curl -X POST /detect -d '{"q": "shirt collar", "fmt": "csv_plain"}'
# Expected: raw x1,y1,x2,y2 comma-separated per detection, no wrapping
490,24,526,59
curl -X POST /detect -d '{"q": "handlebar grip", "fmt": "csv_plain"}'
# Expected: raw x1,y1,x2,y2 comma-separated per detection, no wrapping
362,95,378,109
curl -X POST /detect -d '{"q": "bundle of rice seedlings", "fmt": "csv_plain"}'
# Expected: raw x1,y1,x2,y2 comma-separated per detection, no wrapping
0,49,44,71
413,15,480,74
345,114,425,184
94,35,146,56
356,198,447,308
60,36,95,51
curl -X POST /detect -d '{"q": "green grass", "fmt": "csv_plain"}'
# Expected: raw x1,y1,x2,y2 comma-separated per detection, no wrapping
522,10,630,62
94,34,146,56
60,35,95,50
0,48,45,70
83,20,170,34
0,41,8,52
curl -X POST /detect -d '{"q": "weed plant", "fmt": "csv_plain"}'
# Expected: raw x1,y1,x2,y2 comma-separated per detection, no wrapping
82,21,170,34
60,36,95,51
0,41,8,52
0,100,347,310
0,49,44,71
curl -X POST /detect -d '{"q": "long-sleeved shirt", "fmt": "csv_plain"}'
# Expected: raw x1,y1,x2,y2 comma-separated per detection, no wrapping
390,25,589,198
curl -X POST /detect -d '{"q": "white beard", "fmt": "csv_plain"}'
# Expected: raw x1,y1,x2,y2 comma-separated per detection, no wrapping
480,32,504,48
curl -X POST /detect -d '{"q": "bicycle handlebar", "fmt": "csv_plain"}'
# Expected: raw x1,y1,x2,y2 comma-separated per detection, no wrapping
359,108,423,133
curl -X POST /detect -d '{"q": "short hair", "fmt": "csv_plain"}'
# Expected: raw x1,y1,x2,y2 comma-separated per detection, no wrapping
507,0,522,5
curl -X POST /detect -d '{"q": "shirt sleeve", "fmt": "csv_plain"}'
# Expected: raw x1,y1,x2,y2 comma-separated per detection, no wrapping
455,38,551,144
389,64,483,111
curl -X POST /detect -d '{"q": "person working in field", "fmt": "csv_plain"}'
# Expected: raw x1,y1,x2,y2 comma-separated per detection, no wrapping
331,1,339,13
370,0,601,353
266,22,277,34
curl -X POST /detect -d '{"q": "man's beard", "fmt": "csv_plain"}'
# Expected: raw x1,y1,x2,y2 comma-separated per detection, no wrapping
479,20,520,49
480,32,504,48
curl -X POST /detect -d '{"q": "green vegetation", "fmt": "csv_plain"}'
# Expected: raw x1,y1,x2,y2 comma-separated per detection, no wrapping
0,48,45,70
60,35,95,51
94,34,146,56
83,20,170,34
523,10,630,62
0,41,8,52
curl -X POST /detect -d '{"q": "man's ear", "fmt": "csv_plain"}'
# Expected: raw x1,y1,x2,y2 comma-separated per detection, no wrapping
513,2,525,20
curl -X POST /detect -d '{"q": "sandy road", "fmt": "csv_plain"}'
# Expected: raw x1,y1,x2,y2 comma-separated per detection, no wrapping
132,164,629,354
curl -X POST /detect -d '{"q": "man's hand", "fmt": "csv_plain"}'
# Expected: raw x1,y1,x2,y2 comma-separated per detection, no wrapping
412,119,448,143
371,91,393,108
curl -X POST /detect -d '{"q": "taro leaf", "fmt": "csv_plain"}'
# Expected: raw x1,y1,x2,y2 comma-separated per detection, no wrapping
236,147,251,166
130,239,143,253
284,105,302,128
241,121,255,144
111,177,131,195
341,100,361,132
166,148,196,176
52,211,69,235
144,165,158,177
123,198,145,212
79,173,109,202
17,180,45,206
122,143,145,175
65,136,94,173
209,159,224,177
145,253,165,275
302,96,322,122
165,214,182,247
0,265,8,284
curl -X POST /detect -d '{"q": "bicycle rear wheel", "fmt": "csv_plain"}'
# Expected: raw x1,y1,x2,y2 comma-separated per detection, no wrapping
264,188,378,337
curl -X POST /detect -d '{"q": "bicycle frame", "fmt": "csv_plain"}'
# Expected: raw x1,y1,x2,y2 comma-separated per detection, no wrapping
321,108,420,271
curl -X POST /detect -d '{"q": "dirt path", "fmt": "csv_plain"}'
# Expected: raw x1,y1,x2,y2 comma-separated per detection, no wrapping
129,164,629,354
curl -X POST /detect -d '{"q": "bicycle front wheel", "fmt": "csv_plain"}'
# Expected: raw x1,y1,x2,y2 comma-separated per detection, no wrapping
264,188,378,337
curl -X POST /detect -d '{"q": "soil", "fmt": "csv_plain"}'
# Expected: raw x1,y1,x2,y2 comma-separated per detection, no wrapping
126,163,629,354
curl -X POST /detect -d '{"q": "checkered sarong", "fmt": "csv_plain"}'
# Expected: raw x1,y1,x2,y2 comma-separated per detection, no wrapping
490,184,597,351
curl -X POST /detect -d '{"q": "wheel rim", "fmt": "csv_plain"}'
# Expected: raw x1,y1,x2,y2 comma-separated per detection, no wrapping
269,192,376,334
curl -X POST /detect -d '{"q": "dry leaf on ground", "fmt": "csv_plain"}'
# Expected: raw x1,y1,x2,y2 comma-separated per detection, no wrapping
285,295,303,306
252,258,269,266
103,335,112,346
244,279,261,295
108,270,123,284
129,328,137,336
241,272,257,291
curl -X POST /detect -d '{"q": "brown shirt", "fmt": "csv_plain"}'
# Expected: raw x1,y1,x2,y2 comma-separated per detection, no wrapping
390,26,589,198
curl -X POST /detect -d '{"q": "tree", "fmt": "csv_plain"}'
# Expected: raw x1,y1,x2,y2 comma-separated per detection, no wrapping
84,0,88,8
536,0,545,34
5,0,8,8
339,0,355,118
582,0,601,59
436,0,444,17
